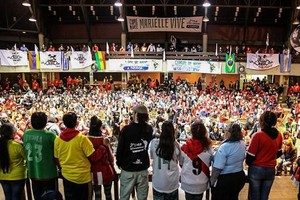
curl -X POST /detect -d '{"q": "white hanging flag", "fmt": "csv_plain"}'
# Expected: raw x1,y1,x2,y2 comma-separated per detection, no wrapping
70,47,93,69
106,42,109,54
229,45,232,56
266,33,269,47
40,51,63,69
163,50,166,61
131,49,134,58
0,49,28,66
215,43,218,56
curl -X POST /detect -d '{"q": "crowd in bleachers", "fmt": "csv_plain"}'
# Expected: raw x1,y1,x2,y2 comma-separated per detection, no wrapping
1,75,300,199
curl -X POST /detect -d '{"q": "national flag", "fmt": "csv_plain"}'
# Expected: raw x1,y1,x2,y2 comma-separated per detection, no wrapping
34,45,40,69
225,53,235,73
280,49,291,73
95,51,106,70
62,52,69,70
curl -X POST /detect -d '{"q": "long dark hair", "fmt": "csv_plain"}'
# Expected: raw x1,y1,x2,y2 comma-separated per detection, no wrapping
156,121,176,161
89,115,102,136
0,123,16,173
259,111,278,139
191,122,211,150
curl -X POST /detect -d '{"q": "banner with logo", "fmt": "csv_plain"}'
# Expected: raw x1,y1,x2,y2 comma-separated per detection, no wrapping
70,49,93,69
40,51,63,69
246,53,280,70
225,54,235,73
127,16,202,32
0,50,28,66
167,60,221,74
280,53,292,73
108,59,162,72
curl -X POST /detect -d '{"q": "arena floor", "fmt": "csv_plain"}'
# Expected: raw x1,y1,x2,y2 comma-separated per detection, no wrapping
0,176,297,200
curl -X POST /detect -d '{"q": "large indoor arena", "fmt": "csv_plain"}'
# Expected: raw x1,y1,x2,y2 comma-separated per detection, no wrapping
1,0,300,199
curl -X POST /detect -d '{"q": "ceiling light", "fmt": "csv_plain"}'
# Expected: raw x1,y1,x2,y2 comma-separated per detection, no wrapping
22,31,26,34
78,16,80,21
214,17,217,21
278,13,281,18
69,6,72,11
93,11,95,15
253,18,256,22
258,7,261,12
275,18,278,23
215,6,219,11
135,10,138,15
48,6,51,11
96,16,99,20
256,12,259,17
53,10,56,16
133,5,136,11
215,11,218,16
293,18,300,25
203,0,211,7
73,11,76,15
203,16,209,22
90,6,94,11
110,6,113,15
234,17,236,21
114,0,122,7
236,7,239,12
29,15,36,22
59,17,62,22
13,17,16,22
117,16,124,22
235,12,238,17
279,8,282,13
193,6,197,12
22,0,31,7
297,5,300,10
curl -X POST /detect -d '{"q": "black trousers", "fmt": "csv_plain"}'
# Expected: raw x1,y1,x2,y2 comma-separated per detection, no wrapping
62,176,90,200
211,170,246,200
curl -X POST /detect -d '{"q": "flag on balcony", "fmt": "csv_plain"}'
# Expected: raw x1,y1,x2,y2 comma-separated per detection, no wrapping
280,49,291,73
35,45,40,69
225,53,235,73
95,51,106,70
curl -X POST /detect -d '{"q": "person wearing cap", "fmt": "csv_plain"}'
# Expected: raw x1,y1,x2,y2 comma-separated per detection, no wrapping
116,104,153,200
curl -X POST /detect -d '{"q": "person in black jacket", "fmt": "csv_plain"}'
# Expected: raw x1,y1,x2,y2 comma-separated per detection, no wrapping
116,104,153,200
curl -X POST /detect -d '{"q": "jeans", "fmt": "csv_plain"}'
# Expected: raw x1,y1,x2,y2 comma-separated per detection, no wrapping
62,176,91,200
248,165,275,200
211,170,246,200
185,192,204,200
31,178,56,200
120,169,149,200
0,179,26,200
153,188,178,200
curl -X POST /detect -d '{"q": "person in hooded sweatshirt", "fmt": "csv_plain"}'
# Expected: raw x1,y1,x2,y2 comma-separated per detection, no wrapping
54,112,103,200
180,122,213,200
246,111,283,200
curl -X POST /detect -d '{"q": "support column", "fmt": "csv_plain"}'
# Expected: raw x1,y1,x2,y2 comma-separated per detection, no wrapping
202,7,208,52
203,34,208,53
38,33,44,49
89,71,94,85
280,75,289,101
41,72,48,89
121,32,126,50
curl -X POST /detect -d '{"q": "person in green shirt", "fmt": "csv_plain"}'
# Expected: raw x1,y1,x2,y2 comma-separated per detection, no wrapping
23,112,58,200
0,123,27,200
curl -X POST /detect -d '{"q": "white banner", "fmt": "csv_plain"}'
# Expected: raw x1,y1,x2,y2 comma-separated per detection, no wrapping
127,16,202,32
246,53,280,70
167,60,222,74
0,50,28,66
70,50,93,69
108,59,162,72
40,51,63,69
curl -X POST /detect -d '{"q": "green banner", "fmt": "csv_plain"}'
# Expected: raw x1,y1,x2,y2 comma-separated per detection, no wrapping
225,54,235,73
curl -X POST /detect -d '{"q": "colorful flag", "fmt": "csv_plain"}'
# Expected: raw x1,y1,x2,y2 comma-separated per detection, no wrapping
280,49,291,73
34,45,40,69
95,51,106,70
225,53,235,73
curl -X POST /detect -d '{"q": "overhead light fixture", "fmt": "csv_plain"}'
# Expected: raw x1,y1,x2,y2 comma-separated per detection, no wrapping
253,18,256,22
13,17,17,22
53,10,56,16
152,6,155,15
214,17,217,21
93,11,95,15
203,16,209,22
48,6,52,11
297,5,300,10
235,12,238,17
117,16,124,22
73,11,76,15
78,16,80,21
278,13,281,18
90,6,94,11
256,12,259,17
59,17,62,22
234,17,236,21
22,0,31,7
135,10,138,15
215,6,219,11
29,15,36,22
133,5,136,11
275,18,278,23
279,8,282,13
258,7,261,12
236,7,239,12
96,16,99,20
114,0,122,7
293,18,300,25
203,0,211,7
110,6,114,15
22,31,26,34
69,6,72,11
215,11,218,16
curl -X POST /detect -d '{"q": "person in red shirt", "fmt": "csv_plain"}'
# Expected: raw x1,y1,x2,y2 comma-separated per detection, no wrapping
67,76,73,88
92,44,99,52
246,111,283,200
47,79,53,88
293,83,300,94
31,80,39,92
73,77,79,87
48,45,55,51
246,47,252,53
53,78,59,88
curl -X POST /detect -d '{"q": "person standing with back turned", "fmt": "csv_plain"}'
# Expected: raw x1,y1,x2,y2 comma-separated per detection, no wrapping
246,111,283,200
116,104,153,200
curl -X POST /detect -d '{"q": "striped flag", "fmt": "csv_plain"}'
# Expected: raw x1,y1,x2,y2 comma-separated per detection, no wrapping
35,45,40,69
95,51,106,70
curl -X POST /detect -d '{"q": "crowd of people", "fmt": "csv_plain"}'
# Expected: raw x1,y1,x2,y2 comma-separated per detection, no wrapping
0,75,300,199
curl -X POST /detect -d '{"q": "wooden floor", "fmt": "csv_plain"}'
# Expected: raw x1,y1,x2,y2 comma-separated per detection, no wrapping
0,176,298,200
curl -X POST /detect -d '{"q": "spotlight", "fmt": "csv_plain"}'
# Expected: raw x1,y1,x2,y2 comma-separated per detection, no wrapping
29,15,36,22
114,0,122,7
203,0,211,7
22,0,31,7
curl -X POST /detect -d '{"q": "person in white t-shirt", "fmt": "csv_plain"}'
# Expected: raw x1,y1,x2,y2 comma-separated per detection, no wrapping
149,121,181,199
180,122,213,200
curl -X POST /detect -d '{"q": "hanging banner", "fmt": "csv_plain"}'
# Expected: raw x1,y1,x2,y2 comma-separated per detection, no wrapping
70,50,93,69
0,50,28,66
40,51,63,69
246,53,280,70
167,60,221,74
225,54,236,73
280,53,292,73
127,16,203,32
95,51,106,70
108,59,162,72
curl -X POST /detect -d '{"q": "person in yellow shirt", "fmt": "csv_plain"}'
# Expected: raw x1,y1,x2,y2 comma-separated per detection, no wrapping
54,112,102,200
0,123,27,200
